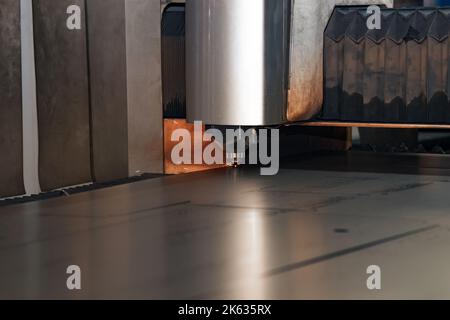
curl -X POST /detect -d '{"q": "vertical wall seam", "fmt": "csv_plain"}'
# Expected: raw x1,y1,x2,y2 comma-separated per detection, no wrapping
84,0,96,182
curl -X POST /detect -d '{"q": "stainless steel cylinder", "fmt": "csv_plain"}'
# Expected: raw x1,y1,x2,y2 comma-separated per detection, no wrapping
186,0,291,126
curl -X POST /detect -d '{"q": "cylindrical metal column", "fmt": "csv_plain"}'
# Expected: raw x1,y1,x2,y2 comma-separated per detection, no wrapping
186,0,291,126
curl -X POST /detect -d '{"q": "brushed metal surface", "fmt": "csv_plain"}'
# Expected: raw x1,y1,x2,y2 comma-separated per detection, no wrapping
1,156,450,299
186,0,290,126
87,0,129,182
0,1,24,198
33,0,92,191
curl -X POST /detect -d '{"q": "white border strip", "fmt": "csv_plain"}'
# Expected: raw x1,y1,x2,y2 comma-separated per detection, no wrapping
21,0,41,196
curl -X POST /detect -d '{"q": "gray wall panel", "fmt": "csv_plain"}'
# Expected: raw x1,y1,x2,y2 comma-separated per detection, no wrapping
0,1,24,198
87,0,129,182
126,0,164,176
33,0,91,191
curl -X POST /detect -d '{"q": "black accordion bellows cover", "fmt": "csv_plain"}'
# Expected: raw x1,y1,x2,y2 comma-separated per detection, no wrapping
323,6,450,124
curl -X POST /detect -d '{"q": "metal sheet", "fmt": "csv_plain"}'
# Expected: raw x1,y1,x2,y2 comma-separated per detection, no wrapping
2,161,450,299
87,0,129,182
0,1,24,198
186,0,290,126
33,0,91,191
